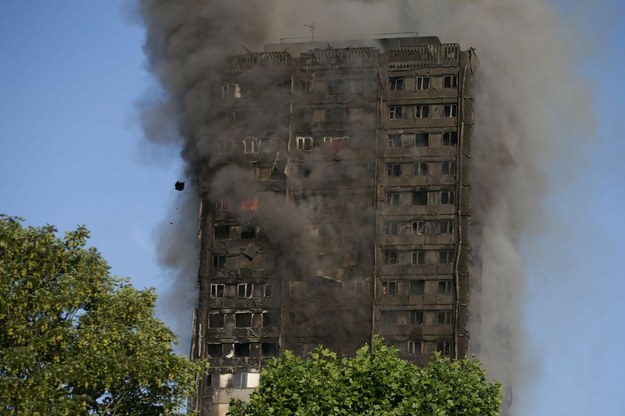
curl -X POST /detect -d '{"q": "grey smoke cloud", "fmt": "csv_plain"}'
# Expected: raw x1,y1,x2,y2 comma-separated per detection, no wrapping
136,0,598,413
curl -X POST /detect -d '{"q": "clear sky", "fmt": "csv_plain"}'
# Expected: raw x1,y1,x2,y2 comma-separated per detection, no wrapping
0,1,623,415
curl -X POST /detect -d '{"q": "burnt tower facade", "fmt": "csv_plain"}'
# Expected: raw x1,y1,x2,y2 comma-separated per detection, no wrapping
190,36,477,415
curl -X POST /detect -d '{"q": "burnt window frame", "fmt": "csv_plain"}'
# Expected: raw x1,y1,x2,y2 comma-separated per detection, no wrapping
382,281,398,295
413,162,428,176
412,190,428,206
411,250,426,265
210,283,225,298
441,161,457,175
442,132,458,146
383,250,399,265
415,104,430,119
416,76,431,90
443,75,458,88
386,163,402,177
235,313,252,328
385,192,400,206
209,313,225,328
441,190,456,205
388,77,405,91
409,280,425,295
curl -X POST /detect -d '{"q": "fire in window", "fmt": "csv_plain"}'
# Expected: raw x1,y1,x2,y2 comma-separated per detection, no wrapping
296,136,313,151
388,77,405,91
210,283,225,298
383,250,399,265
415,105,430,119
444,75,458,88
382,281,398,295
388,105,405,120
443,104,457,118
411,251,425,265
237,283,253,298
416,76,430,90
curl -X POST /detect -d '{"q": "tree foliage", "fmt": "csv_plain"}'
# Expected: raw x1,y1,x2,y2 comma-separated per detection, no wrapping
0,215,207,415
228,338,501,416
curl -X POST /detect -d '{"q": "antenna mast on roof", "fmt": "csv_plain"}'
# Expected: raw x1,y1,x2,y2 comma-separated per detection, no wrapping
304,23,315,42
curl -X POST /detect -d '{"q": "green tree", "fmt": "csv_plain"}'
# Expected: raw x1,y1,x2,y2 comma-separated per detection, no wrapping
228,338,501,416
0,215,207,415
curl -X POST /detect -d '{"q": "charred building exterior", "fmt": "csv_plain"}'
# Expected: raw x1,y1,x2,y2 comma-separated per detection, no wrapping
190,36,476,415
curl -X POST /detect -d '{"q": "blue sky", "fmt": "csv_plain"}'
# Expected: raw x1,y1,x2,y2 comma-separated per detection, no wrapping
0,1,623,414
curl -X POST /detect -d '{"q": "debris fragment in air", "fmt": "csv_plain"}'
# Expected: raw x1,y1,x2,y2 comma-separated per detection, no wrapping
175,181,185,191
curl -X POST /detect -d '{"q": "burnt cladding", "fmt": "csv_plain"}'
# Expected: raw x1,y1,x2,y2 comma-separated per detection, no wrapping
191,37,476,415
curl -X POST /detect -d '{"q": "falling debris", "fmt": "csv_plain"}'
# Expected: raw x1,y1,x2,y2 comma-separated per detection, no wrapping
174,181,185,191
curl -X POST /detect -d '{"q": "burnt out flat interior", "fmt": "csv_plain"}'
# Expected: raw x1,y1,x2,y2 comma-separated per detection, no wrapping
190,36,476,415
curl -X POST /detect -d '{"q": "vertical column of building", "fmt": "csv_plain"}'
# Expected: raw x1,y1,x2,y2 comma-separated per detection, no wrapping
193,52,291,416
282,47,379,357
373,43,471,363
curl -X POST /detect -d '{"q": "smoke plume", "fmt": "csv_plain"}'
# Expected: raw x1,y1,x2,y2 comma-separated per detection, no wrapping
136,0,597,413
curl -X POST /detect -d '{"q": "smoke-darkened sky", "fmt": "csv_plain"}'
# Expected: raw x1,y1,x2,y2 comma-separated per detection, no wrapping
0,1,623,414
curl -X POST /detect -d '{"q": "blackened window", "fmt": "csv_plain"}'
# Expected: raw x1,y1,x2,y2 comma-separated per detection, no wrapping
382,281,398,295
388,134,402,148
234,343,250,357
411,251,425,265
444,75,458,88
409,280,425,295
415,133,429,147
416,76,430,90
442,161,457,175
237,284,253,298
412,191,428,206
261,342,279,357
439,250,454,264
389,106,405,120
415,105,430,118
209,314,224,328
412,220,427,235
240,224,256,239
387,163,401,177
438,281,453,294
439,220,454,234
381,311,397,325
443,104,457,118
441,191,456,205
389,77,405,91
413,162,428,176
442,132,458,146
386,192,400,206
437,341,451,355
411,310,424,325
214,225,230,240
235,313,252,328
210,284,225,298
213,255,226,269
207,344,222,358
384,251,399,265
437,310,452,325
